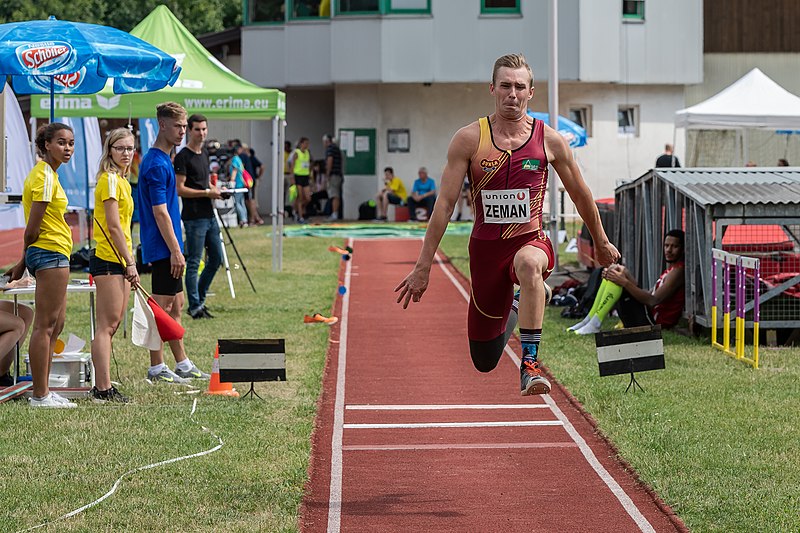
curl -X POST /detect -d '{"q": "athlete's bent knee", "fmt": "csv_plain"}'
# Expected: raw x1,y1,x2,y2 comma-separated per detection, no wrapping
469,336,505,373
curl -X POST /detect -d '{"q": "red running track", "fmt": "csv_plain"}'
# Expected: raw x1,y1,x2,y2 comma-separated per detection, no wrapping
301,238,686,533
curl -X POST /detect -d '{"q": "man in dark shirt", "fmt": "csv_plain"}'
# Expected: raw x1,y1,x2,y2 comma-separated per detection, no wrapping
174,114,224,319
323,134,344,221
655,143,680,168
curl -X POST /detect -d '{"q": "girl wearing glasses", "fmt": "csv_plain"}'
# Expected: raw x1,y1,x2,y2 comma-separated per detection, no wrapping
89,128,139,403
6,123,75,408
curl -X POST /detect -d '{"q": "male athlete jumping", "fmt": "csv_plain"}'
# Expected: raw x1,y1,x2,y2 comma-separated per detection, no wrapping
396,53,619,395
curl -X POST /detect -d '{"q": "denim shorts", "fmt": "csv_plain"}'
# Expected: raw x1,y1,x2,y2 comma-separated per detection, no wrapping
89,251,125,276
25,246,70,276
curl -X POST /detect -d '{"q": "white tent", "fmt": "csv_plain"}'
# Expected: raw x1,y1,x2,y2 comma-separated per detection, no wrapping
676,68,800,129
674,68,800,164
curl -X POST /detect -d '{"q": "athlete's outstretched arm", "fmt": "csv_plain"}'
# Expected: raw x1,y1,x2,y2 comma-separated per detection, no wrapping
545,127,620,268
395,124,478,308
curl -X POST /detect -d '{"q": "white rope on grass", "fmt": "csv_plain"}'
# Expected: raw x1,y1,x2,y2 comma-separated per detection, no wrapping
17,398,224,533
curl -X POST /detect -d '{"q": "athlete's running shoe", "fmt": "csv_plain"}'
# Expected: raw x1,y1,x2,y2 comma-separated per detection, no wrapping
520,360,551,396
174,365,211,380
303,313,339,325
147,367,190,384
89,385,130,404
29,392,77,408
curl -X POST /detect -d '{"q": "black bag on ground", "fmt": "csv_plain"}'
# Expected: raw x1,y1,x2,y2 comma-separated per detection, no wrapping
136,244,152,274
358,200,376,220
69,246,91,271
561,267,604,319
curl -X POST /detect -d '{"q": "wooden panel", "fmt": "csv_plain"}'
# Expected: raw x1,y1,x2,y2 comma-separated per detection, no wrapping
705,0,800,53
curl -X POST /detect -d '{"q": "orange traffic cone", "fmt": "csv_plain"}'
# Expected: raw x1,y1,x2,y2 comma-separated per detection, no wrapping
206,345,239,397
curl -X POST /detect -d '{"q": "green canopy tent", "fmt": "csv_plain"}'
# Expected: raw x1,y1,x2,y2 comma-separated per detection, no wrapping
31,5,288,270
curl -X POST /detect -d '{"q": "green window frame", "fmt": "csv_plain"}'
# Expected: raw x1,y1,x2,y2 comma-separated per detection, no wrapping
243,0,287,25
387,0,431,14
622,0,645,21
289,0,332,20
336,0,382,16
480,0,520,15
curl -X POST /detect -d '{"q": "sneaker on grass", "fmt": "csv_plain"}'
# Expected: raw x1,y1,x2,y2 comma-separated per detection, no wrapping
520,360,551,396
89,386,130,404
174,365,211,380
30,392,77,408
147,367,190,384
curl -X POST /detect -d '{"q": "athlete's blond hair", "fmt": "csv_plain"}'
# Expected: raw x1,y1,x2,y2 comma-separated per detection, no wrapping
492,53,534,88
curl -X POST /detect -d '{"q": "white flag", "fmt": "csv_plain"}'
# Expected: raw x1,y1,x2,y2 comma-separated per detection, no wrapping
131,287,161,350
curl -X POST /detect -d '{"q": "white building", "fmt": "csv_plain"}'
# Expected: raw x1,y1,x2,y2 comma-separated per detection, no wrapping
236,0,702,219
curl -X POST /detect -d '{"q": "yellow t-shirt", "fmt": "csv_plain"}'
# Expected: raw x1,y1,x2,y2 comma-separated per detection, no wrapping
388,177,408,201
292,148,311,176
94,170,134,264
22,161,72,258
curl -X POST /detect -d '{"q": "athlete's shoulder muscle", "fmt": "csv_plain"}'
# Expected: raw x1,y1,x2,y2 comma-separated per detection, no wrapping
449,121,481,163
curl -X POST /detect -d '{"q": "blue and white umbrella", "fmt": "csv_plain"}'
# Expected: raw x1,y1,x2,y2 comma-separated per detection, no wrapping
527,111,587,148
0,16,180,120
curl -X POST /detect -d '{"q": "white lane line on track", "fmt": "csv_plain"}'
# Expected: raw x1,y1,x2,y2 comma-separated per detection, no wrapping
342,442,578,451
344,421,563,429
346,404,549,410
434,253,656,533
327,237,353,533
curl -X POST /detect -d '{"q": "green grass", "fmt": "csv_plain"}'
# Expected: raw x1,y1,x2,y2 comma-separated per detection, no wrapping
1,229,341,532
440,233,800,533
3,228,799,532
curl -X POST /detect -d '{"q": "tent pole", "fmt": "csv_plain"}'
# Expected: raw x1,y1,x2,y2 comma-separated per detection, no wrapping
742,128,749,165
278,119,285,271
271,116,280,272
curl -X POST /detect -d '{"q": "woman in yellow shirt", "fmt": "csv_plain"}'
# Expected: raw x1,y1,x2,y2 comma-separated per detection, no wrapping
7,123,75,408
90,128,139,403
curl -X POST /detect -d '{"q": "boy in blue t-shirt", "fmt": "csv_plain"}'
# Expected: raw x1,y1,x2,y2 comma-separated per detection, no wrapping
407,166,437,221
138,102,210,384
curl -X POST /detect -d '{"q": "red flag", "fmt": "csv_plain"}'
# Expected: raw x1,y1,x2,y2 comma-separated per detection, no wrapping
146,296,185,341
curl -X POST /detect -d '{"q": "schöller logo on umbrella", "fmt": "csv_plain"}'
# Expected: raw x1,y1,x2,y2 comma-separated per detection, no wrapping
32,67,87,91
16,42,75,73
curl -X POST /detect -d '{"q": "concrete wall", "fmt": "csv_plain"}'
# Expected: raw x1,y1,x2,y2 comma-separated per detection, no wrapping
331,81,682,219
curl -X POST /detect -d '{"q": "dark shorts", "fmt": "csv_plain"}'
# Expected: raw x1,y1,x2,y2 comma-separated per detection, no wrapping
25,246,69,277
246,182,256,200
387,193,403,205
89,252,125,276
151,257,184,296
294,175,311,188
467,232,554,341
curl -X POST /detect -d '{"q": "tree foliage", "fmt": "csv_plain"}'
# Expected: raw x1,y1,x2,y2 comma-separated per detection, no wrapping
0,0,242,36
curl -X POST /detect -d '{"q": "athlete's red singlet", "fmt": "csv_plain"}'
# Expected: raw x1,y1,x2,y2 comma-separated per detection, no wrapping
468,116,548,240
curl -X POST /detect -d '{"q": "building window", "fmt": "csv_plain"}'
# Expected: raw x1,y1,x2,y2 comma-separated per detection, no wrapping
618,105,639,136
337,0,381,15
388,129,411,153
568,105,592,137
388,0,430,13
622,0,644,21
246,0,286,23
290,0,331,18
481,0,520,15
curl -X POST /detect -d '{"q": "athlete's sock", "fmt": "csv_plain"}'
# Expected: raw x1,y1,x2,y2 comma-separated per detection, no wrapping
575,315,602,335
149,363,168,375
175,359,194,372
519,328,542,364
592,280,623,322
568,314,592,331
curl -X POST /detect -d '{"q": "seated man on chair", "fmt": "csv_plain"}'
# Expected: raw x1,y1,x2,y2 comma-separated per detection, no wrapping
376,166,407,221
407,167,437,221
571,229,685,334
